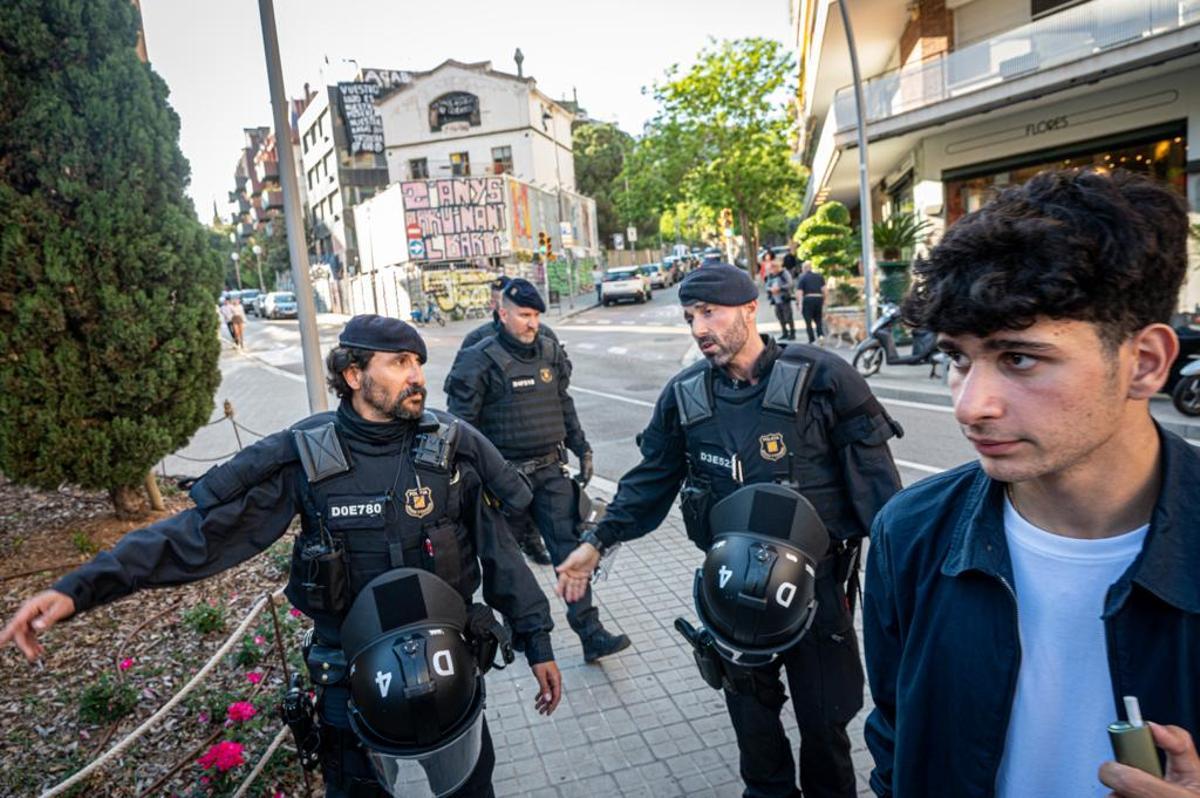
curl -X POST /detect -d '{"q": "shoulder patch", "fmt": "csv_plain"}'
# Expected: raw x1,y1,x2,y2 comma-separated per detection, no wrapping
292,422,350,483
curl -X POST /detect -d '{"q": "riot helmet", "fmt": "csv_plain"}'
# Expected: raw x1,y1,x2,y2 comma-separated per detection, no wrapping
341,569,486,797
692,483,829,667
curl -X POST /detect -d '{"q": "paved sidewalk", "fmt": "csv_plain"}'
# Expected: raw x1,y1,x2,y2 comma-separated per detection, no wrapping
163,344,879,797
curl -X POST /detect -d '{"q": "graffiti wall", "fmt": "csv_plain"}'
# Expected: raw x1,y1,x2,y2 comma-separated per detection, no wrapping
401,177,509,262
420,267,495,316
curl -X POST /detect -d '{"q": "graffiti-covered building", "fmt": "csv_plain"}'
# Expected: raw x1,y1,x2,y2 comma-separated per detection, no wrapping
352,174,599,320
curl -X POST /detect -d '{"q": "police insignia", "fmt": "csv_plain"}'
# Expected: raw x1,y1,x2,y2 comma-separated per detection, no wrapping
539,367,553,383
404,487,434,518
759,433,787,461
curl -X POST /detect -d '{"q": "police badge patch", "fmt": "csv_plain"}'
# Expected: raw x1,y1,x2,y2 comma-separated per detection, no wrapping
404,486,434,518
759,433,787,461
539,367,554,383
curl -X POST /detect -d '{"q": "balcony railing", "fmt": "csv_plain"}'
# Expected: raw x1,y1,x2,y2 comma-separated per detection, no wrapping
832,0,1199,131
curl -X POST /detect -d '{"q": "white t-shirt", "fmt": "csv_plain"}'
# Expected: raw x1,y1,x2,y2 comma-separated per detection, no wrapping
995,496,1147,798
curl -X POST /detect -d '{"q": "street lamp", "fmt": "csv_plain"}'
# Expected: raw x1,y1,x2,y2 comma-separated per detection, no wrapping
230,251,243,290
251,244,265,290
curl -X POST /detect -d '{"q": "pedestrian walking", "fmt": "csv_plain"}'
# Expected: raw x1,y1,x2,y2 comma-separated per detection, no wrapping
783,241,799,278
0,314,563,797
592,264,604,304
445,279,629,664
229,296,247,349
218,296,237,343
863,169,1200,798
766,257,797,340
798,262,827,344
556,262,902,798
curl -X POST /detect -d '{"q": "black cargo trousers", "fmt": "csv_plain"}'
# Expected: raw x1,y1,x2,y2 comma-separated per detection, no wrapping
722,566,863,798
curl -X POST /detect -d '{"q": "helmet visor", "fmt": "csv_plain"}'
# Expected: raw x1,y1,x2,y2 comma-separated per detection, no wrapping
364,705,485,797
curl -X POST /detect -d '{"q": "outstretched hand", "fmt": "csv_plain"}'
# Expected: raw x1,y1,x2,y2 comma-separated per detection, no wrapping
555,544,601,603
0,590,76,662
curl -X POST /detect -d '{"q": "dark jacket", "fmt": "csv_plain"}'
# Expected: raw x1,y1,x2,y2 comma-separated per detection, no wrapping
863,426,1200,798
54,404,556,665
445,329,589,460
595,338,901,549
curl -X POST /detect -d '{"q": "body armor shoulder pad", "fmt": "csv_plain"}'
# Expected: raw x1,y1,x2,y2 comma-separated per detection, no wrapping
538,336,557,361
762,346,815,416
673,366,714,427
480,337,515,374
412,412,460,473
292,421,351,484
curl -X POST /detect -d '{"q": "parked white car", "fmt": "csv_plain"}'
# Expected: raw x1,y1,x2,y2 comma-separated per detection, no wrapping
601,267,652,305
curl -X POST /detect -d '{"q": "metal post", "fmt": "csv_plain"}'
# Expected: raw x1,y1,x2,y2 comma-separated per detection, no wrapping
257,0,327,412
252,244,265,291
837,0,876,333
230,252,243,290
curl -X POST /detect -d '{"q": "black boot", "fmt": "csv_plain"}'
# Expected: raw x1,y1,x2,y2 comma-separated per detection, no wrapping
521,533,552,566
582,628,631,663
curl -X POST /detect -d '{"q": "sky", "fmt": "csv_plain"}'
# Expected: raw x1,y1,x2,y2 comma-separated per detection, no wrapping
138,0,792,221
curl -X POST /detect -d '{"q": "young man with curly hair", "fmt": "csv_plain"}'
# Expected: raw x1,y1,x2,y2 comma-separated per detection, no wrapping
862,170,1200,798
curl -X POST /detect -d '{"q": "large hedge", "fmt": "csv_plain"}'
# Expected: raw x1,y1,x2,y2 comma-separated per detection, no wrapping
795,201,855,276
0,0,223,514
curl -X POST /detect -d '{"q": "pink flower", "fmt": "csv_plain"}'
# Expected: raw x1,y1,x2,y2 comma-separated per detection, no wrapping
198,740,245,772
197,711,209,725
253,635,266,646
288,608,302,618
246,671,263,685
118,657,134,671
273,792,285,798
226,701,257,723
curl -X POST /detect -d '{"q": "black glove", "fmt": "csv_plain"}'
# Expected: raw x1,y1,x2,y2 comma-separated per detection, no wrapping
575,450,594,487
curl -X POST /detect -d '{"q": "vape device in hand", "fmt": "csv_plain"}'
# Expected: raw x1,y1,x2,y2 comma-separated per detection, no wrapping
1108,695,1164,778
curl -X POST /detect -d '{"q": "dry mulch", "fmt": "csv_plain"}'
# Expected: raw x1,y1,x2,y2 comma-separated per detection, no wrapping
0,476,317,797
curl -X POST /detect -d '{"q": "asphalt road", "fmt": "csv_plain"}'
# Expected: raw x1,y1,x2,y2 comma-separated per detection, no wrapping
234,285,978,490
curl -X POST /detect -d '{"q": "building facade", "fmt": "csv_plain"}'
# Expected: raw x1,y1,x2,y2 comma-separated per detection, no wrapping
228,127,284,243
295,77,393,277
375,59,577,194
794,0,1200,309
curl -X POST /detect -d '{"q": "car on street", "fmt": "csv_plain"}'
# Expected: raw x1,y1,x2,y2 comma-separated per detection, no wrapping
640,263,673,289
601,266,652,305
237,289,262,316
261,290,298,319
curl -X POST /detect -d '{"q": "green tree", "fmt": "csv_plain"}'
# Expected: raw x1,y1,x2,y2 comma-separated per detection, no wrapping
630,38,808,273
572,122,632,245
0,0,223,516
795,201,855,276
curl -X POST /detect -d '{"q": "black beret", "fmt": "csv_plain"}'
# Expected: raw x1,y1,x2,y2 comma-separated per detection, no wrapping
678,262,758,306
502,278,546,313
337,314,427,363
490,275,511,291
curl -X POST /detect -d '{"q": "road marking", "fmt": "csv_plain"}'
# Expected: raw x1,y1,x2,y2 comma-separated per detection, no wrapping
558,324,692,335
575,342,596,350
621,320,635,325
572,385,656,408
895,459,947,475
597,320,612,325
880,397,956,414
607,346,628,355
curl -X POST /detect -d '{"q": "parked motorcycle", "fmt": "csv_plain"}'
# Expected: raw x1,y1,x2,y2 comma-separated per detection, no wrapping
1174,359,1200,416
410,299,446,327
852,302,946,379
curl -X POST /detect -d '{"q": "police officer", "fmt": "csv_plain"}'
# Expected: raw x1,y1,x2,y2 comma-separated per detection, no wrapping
445,279,630,663
448,275,556,566
1,314,563,798
556,264,902,798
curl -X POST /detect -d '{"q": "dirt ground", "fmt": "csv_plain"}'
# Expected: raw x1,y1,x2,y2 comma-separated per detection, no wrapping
0,476,315,797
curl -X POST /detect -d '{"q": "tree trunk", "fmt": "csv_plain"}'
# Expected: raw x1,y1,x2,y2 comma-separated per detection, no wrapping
109,484,147,520
144,470,165,511
738,208,759,282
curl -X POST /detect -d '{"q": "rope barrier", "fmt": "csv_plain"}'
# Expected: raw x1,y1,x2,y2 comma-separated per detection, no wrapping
231,726,291,798
41,587,287,798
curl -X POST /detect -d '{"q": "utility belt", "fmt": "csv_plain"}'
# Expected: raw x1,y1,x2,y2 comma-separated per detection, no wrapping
510,446,565,476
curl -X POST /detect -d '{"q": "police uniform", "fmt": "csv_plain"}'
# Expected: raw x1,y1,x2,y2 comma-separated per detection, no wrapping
448,278,559,566
445,280,628,662
52,316,555,798
591,266,902,798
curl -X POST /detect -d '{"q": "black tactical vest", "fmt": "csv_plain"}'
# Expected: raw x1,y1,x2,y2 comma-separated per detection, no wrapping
283,411,469,645
475,336,567,460
677,346,862,544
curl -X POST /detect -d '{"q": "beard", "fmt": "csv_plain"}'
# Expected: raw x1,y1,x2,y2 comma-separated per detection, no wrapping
695,313,750,368
361,373,427,420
